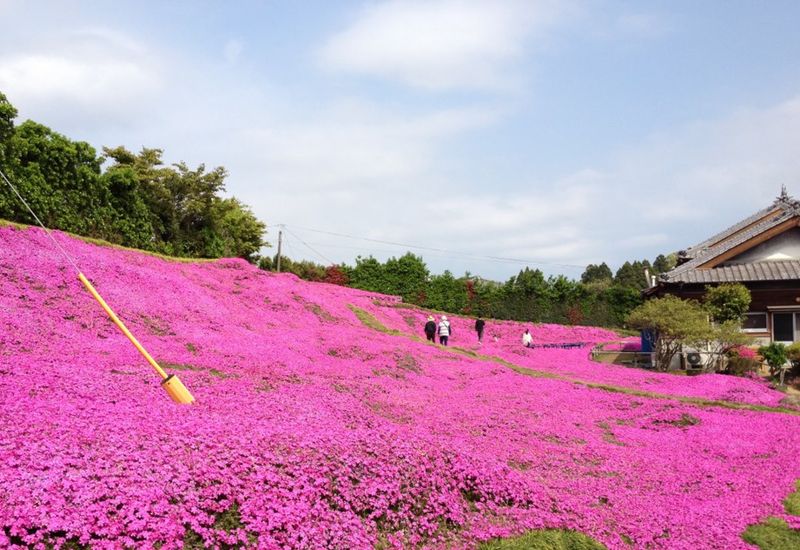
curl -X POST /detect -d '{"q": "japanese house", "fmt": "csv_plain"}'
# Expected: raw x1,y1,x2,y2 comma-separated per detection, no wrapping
646,187,800,345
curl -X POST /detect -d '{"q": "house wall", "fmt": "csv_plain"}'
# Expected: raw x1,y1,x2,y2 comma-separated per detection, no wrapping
655,281,800,344
723,228,800,264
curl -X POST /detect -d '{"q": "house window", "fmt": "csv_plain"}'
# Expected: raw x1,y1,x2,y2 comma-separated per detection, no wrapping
743,312,767,332
772,312,797,343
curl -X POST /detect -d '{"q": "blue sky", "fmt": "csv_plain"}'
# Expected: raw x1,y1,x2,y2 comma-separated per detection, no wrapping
2,1,800,280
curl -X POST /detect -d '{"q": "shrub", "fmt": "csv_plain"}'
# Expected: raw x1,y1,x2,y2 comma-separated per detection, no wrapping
730,345,757,360
758,342,788,377
705,321,753,372
726,356,760,377
786,342,800,362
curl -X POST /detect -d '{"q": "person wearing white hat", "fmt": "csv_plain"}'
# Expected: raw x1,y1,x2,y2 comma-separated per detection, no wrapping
424,315,437,342
438,315,452,346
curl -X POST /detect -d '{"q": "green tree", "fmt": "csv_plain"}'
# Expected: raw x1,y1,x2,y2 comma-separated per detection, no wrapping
1,120,106,236
500,268,551,321
627,296,712,371
614,260,652,291
207,198,266,261
581,263,613,284
0,92,17,166
102,146,265,259
603,285,643,326
0,93,266,261
705,321,753,372
704,283,752,324
425,270,467,312
347,256,386,293
758,342,788,377
652,254,675,274
383,253,430,303
99,164,154,248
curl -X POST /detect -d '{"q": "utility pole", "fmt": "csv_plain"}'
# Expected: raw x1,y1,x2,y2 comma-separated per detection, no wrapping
276,229,283,272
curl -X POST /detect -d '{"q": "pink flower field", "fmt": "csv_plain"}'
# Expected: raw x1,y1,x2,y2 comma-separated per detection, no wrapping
1,226,799,549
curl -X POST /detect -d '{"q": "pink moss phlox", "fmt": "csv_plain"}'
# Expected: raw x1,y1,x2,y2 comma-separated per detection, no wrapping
1,226,798,549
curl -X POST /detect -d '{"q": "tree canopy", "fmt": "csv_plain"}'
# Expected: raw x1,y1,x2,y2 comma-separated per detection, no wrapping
704,283,752,324
0,92,266,261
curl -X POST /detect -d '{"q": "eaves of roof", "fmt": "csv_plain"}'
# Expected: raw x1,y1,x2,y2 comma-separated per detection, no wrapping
661,260,800,284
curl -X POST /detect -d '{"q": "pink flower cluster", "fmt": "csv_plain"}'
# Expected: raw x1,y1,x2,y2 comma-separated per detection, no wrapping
0,226,798,549
730,346,758,360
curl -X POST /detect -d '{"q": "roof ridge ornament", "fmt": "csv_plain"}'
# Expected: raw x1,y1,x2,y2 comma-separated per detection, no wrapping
774,185,800,213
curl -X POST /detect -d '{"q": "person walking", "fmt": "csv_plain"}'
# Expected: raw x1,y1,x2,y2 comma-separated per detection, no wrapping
424,316,437,343
438,315,451,346
522,329,533,348
474,318,485,345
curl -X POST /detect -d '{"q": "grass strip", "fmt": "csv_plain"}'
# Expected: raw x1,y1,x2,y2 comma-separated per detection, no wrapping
478,528,607,549
742,481,800,549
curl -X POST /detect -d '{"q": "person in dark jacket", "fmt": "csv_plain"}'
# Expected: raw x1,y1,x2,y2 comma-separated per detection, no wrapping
475,318,485,345
424,316,436,343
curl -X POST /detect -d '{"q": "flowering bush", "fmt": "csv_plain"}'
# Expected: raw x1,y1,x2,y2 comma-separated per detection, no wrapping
729,346,758,360
0,226,799,549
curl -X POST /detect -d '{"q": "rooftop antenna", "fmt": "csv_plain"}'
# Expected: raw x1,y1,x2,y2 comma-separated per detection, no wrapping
0,166,195,404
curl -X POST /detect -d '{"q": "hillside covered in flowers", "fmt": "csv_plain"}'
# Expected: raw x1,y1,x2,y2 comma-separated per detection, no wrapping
1,225,799,549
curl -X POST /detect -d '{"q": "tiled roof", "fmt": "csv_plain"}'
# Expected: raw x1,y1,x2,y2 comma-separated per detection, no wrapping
659,188,800,286
664,260,800,283
680,204,780,260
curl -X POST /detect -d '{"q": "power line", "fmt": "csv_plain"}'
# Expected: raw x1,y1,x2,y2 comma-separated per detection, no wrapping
283,232,297,260
276,223,585,270
298,239,580,270
282,226,336,266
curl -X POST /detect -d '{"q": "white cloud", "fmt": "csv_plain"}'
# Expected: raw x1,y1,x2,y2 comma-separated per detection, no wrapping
0,28,161,130
0,55,155,104
319,0,570,91
226,102,503,192
2,5,799,282
292,95,800,277
207,92,800,278
550,95,800,267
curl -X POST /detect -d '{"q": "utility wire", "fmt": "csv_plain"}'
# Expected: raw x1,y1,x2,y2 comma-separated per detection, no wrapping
282,226,336,266
282,231,297,261
278,223,585,270
0,167,82,273
298,239,572,268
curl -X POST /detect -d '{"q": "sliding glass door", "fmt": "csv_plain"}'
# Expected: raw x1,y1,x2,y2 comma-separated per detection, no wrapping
772,312,800,343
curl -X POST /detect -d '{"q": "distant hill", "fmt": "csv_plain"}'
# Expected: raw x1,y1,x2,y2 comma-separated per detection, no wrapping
0,225,799,549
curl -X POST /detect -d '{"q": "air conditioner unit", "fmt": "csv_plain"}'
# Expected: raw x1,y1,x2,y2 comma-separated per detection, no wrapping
685,352,703,368
682,348,712,370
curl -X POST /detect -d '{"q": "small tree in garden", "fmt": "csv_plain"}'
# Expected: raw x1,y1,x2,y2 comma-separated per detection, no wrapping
705,321,753,372
758,342,788,377
785,342,800,382
627,296,712,371
704,283,751,323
